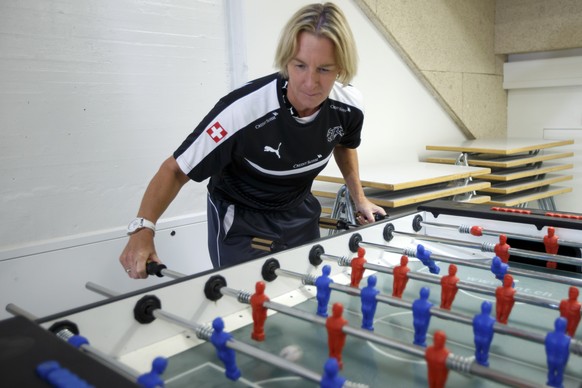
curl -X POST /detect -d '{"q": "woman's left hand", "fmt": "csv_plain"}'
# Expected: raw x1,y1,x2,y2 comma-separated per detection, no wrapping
355,199,386,224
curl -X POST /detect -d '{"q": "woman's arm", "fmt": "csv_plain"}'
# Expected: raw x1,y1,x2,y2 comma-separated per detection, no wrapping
119,156,190,278
333,145,385,224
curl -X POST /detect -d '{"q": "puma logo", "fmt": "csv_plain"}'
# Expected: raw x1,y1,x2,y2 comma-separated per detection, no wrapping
264,143,282,159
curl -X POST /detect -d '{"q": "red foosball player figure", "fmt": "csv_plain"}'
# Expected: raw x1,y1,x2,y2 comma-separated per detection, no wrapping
425,330,450,388
559,286,581,337
350,247,367,288
250,281,269,341
440,264,460,310
326,303,348,369
392,255,410,298
494,234,511,263
544,227,559,269
495,274,516,324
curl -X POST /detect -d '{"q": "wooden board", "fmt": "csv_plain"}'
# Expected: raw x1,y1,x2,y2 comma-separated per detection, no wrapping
313,180,490,208
317,192,490,215
479,174,573,194
425,150,574,168
316,161,490,191
477,163,573,181
482,186,573,207
426,138,574,155
462,194,491,204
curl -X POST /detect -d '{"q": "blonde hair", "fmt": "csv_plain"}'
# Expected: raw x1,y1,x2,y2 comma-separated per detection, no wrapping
274,2,358,85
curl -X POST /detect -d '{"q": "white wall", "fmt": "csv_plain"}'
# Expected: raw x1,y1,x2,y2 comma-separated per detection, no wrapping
0,0,227,318
0,0,230,250
0,0,465,319
505,55,582,213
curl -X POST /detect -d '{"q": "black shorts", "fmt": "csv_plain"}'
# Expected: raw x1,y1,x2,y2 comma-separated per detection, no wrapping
206,194,321,268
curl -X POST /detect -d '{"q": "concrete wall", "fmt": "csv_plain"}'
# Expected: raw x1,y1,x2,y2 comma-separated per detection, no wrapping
356,0,507,140
496,0,582,54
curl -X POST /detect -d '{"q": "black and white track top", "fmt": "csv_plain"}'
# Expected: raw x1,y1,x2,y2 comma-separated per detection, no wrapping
173,73,364,211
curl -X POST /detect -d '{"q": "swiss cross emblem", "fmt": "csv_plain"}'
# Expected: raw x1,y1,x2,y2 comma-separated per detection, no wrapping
206,122,227,143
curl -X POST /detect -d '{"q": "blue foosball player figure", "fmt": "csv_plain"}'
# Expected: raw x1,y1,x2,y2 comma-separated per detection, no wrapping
316,265,334,317
65,333,167,387
416,244,440,274
137,357,167,388
412,287,433,347
472,300,496,367
545,317,571,388
210,317,241,381
360,275,380,331
36,360,94,388
490,256,510,283
320,357,346,388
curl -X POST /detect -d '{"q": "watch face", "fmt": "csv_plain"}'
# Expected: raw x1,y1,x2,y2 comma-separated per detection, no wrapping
128,218,143,232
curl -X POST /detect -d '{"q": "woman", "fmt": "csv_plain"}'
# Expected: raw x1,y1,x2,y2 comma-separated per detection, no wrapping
120,2,385,278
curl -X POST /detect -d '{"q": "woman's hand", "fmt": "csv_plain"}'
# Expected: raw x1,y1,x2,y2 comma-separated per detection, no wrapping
119,229,161,279
354,198,386,224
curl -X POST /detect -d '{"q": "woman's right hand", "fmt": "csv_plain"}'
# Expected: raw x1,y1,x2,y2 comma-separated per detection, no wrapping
119,229,161,279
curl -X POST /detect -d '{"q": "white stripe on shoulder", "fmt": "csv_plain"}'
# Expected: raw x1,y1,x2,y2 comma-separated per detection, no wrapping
329,82,364,113
176,79,280,173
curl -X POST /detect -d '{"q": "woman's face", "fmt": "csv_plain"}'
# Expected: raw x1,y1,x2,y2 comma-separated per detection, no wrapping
286,31,340,117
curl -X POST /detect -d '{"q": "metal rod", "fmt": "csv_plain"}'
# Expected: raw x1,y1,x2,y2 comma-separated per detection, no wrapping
59,329,141,382
88,281,362,386
466,357,543,387
324,246,562,311
5,303,38,321
153,301,335,385
221,282,542,388
421,220,582,249
279,266,582,357
356,238,582,288
394,230,582,267
145,262,187,279
431,250,582,288
157,267,185,279
86,282,121,297
5,301,140,383
275,267,313,283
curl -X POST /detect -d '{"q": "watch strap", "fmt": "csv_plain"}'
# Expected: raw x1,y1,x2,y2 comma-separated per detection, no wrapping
128,217,156,236
140,218,156,234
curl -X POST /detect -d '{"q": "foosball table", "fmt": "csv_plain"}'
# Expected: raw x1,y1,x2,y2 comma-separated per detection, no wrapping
3,200,582,387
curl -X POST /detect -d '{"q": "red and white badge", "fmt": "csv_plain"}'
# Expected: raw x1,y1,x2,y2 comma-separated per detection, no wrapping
206,121,228,143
